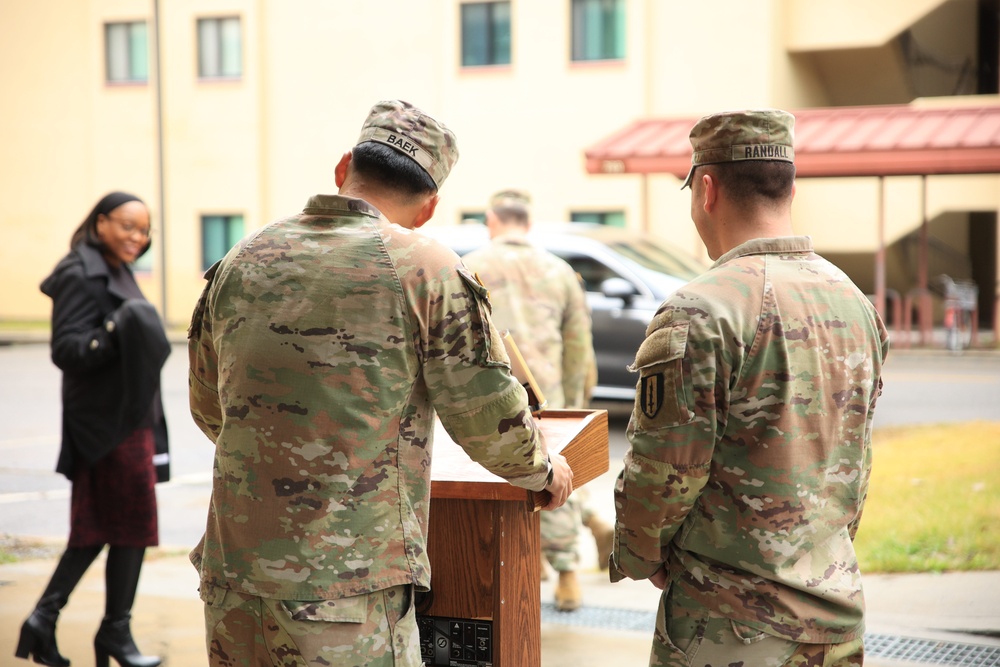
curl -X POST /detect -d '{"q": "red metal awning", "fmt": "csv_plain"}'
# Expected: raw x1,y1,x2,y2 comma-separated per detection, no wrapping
584,103,1000,179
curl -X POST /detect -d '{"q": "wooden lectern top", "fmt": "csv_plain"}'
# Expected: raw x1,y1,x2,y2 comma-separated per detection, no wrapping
430,409,609,505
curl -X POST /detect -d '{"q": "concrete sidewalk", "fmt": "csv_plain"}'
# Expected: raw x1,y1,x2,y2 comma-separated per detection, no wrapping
2,544,999,667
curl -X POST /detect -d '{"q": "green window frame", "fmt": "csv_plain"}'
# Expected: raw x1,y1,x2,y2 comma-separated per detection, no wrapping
461,2,512,67
570,0,625,62
197,17,242,79
131,246,153,273
201,214,244,270
105,21,148,83
570,211,626,228
460,211,487,225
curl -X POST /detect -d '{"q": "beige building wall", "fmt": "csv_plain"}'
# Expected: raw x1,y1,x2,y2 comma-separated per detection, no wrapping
784,0,953,51
793,175,1000,250
157,0,262,321
1,0,994,329
0,0,158,319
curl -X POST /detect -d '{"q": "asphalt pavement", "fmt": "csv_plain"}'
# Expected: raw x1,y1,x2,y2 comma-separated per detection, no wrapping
2,335,999,666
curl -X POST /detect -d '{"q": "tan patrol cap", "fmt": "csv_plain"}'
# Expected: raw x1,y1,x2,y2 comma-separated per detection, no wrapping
355,100,459,189
681,109,795,189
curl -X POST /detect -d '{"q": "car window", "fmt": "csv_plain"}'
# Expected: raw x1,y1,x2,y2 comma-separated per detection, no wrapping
605,238,703,281
553,252,625,292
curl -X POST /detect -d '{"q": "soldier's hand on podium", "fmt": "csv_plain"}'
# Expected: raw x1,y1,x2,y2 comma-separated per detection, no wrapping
542,452,574,510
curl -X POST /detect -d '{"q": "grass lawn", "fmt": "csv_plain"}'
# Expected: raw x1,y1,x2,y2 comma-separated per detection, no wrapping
0,320,48,331
854,420,1000,573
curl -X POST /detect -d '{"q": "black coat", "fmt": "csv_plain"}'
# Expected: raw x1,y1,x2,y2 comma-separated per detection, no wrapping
40,243,171,481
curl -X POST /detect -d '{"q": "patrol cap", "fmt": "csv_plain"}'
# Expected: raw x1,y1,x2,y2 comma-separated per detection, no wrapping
489,189,531,212
681,109,795,189
355,100,459,189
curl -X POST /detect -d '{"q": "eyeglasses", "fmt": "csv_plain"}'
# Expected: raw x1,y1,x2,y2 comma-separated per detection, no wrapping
106,215,152,239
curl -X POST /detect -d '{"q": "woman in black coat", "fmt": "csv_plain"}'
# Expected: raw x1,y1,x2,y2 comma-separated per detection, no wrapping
16,192,170,667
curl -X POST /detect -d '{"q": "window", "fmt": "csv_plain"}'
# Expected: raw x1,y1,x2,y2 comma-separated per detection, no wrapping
554,253,622,293
132,247,153,273
461,2,511,67
105,21,148,83
460,212,487,225
198,17,242,78
202,214,244,270
570,0,625,62
571,211,625,228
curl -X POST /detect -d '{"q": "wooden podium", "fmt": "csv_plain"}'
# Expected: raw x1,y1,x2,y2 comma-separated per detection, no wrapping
417,409,609,667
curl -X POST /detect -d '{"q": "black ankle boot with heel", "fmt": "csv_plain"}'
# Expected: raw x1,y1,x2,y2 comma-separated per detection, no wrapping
13,546,102,667
15,606,70,667
95,546,160,667
94,614,161,667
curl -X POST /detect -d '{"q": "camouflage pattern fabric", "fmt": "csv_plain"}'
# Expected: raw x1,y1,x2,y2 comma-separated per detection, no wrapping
651,583,863,666
201,583,420,667
187,194,550,606
463,235,596,570
539,493,583,571
462,235,595,410
681,109,795,189
355,99,459,188
611,236,889,644
538,485,604,571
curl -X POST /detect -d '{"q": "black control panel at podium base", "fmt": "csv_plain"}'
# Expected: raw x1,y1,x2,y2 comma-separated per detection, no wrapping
417,614,493,667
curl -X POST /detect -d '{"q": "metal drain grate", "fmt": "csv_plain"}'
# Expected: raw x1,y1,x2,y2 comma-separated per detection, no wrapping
865,634,1000,666
541,604,1000,666
542,602,654,632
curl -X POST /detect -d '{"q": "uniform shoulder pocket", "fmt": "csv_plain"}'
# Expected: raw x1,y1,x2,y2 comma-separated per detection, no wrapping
629,322,694,431
187,260,222,341
456,265,509,368
457,265,490,308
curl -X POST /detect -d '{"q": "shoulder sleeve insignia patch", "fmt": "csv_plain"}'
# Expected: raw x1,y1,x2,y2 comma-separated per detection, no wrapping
640,372,665,419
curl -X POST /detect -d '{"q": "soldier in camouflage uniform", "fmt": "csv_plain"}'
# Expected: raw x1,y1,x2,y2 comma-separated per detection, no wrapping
610,109,889,666
187,100,574,667
462,190,611,612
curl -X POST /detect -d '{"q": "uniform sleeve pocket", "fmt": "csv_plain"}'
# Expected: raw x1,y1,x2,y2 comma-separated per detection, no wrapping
281,595,367,623
619,450,675,562
628,323,694,432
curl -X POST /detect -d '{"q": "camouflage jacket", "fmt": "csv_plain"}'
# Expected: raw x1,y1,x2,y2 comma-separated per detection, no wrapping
187,194,549,601
611,236,888,643
462,235,595,409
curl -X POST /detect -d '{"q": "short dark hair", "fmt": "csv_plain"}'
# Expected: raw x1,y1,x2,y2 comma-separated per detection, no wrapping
705,161,795,207
491,204,529,226
351,141,437,198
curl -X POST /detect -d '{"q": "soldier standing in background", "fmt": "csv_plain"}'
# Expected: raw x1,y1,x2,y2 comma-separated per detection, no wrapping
463,190,613,612
611,109,889,666
187,100,573,667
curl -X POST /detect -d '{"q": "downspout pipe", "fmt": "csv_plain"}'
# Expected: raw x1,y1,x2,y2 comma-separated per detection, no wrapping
152,0,168,323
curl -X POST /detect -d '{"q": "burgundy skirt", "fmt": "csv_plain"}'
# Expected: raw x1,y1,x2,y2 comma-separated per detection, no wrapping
68,427,159,548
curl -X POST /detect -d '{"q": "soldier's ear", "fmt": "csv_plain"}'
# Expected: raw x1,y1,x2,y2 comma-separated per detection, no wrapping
412,194,439,229
334,151,352,188
701,172,718,213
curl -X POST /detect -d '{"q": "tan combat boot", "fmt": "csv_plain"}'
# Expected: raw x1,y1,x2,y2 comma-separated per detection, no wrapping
583,515,614,571
555,570,581,612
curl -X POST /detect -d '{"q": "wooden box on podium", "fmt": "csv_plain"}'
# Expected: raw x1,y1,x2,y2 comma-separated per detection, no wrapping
417,409,609,667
